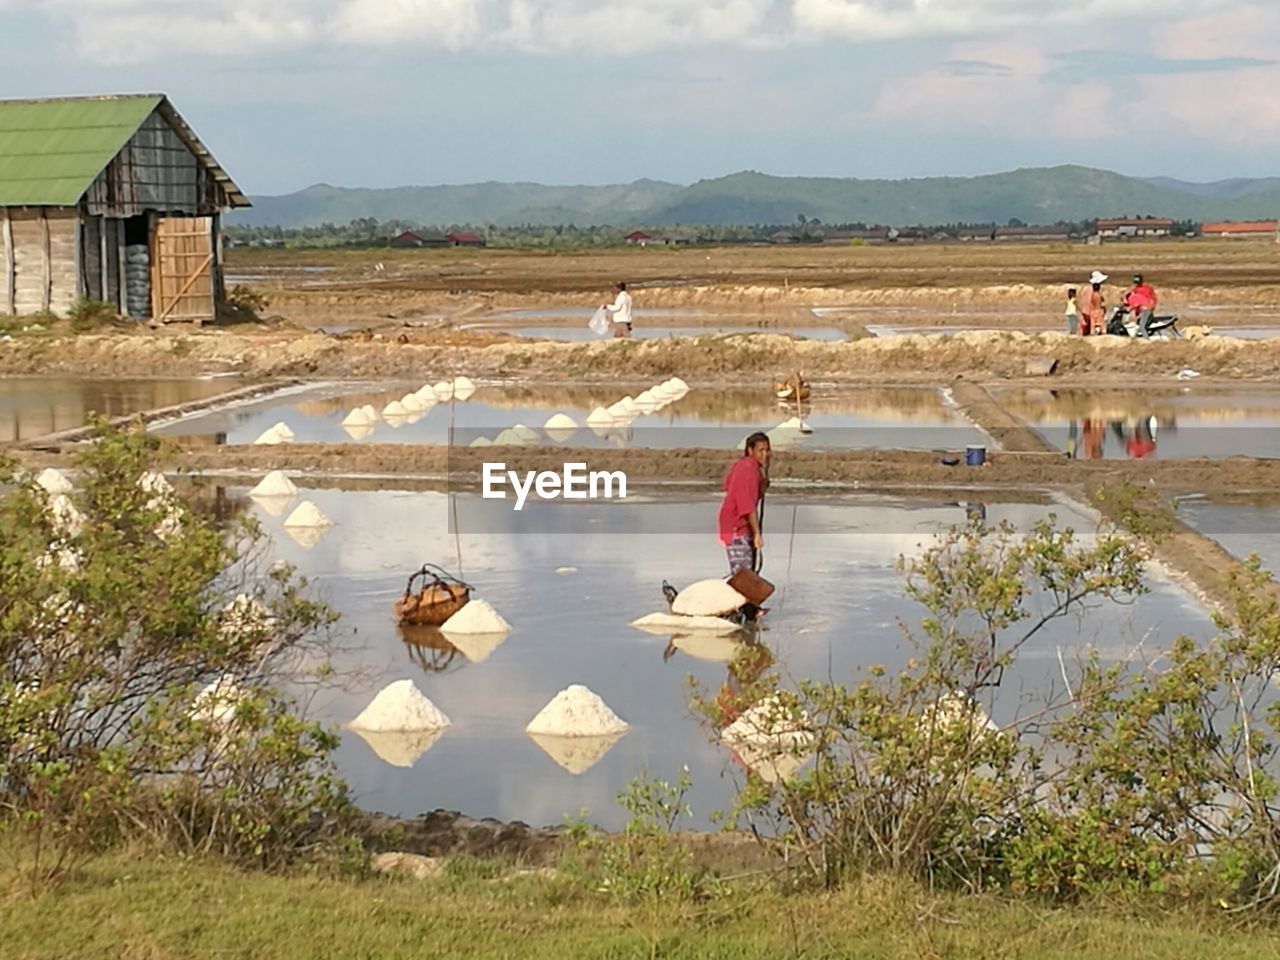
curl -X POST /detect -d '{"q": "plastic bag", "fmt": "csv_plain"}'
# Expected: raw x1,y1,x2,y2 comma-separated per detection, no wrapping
588,307,610,336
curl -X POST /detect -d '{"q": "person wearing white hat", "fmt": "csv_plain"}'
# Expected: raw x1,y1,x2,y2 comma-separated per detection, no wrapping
1075,271,1108,335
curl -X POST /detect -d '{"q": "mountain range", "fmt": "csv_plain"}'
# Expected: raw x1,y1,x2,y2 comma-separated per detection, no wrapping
228,165,1280,229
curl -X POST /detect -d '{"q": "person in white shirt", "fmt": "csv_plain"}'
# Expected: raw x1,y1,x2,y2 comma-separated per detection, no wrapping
603,281,633,338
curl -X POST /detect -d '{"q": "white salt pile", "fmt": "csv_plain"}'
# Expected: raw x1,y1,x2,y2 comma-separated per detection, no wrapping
669,377,689,392
219,594,276,641
35,546,82,574
249,470,297,498
414,387,438,407
349,678,451,732
192,676,245,727
774,417,804,432
469,436,493,448
361,404,380,421
35,468,73,496
528,731,624,775
493,428,526,446
543,413,578,431
341,408,372,427
349,727,445,768
526,684,628,737
382,399,407,417
631,611,741,635
586,406,614,427
432,380,454,401
401,393,425,412
555,566,578,575
722,695,813,750
671,579,747,617
48,494,84,537
512,424,540,441
606,401,634,420
138,470,174,497
283,500,333,529
921,692,1000,741
452,376,477,400
441,598,511,635
341,422,375,441
252,421,296,444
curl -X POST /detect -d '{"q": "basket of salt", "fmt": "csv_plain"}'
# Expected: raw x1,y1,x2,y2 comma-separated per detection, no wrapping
394,563,472,626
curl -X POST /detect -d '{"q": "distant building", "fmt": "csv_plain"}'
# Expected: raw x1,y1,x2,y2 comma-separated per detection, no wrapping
769,230,797,244
446,232,485,248
390,230,449,249
0,93,248,322
956,227,996,242
822,227,892,245
994,225,1072,242
624,230,653,246
1095,217,1174,238
1199,220,1279,239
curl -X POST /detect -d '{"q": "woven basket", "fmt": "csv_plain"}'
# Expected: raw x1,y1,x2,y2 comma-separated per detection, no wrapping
394,564,472,626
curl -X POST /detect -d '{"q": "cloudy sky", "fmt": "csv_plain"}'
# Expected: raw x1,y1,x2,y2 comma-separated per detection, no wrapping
1,0,1277,194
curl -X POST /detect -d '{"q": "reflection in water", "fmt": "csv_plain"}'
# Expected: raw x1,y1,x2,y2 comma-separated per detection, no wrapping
348,727,447,769
398,625,466,675
527,732,625,775
0,377,237,442
997,387,1280,460
155,382,983,452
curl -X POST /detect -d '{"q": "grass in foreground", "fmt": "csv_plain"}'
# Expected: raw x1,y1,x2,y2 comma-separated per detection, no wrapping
2,851,1279,960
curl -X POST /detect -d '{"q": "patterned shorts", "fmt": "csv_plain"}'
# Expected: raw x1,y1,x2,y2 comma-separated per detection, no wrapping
726,534,756,574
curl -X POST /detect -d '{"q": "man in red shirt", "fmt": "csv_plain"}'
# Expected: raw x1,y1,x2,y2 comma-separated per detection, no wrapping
718,432,770,573
1124,274,1158,338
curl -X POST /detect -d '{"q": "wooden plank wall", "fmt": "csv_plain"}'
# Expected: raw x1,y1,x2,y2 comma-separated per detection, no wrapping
4,208,78,315
85,112,223,217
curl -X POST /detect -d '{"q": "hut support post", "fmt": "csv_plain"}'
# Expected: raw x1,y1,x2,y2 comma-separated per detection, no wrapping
2,209,13,316
99,219,108,302
117,219,127,315
40,210,51,313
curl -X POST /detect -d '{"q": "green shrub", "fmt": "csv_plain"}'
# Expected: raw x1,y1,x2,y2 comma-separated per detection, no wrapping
0,422,350,891
66,298,118,332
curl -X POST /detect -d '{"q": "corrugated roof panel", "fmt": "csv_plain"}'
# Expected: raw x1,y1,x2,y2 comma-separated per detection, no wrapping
0,95,161,206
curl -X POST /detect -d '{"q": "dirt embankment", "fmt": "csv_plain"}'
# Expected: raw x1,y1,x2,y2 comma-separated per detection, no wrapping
4,328,1280,383
12,440,1269,500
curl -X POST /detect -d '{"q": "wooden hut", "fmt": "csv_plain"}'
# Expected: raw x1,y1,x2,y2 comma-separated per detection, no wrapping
0,93,248,323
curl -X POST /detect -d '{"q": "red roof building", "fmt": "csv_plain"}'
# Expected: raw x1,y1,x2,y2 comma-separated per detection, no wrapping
1200,220,1278,238
446,231,485,247
624,230,653,245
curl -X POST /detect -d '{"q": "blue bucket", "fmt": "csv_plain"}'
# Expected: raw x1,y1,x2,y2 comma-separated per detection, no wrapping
965,444,987,467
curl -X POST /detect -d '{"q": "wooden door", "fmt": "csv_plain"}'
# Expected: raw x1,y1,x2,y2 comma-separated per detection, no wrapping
152,216,214,323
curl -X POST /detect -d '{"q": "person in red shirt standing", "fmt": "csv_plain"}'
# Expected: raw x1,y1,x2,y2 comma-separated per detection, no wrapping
1124,274,1158,338
718,432,771,574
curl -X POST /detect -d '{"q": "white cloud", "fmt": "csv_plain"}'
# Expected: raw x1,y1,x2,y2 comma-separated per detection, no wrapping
7,0,1241,61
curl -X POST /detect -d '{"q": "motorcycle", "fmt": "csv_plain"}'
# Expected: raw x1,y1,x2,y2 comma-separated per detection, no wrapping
1105,305,1183,339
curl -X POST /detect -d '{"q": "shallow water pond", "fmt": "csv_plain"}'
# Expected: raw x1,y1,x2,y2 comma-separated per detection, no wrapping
0,377,238,443
243,488,1212,829
1177,498,1280,575
994,387,1280,460
498,324,850,342
155,383,984,452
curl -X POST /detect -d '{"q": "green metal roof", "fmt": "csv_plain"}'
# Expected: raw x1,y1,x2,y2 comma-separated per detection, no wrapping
0,94,249,208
